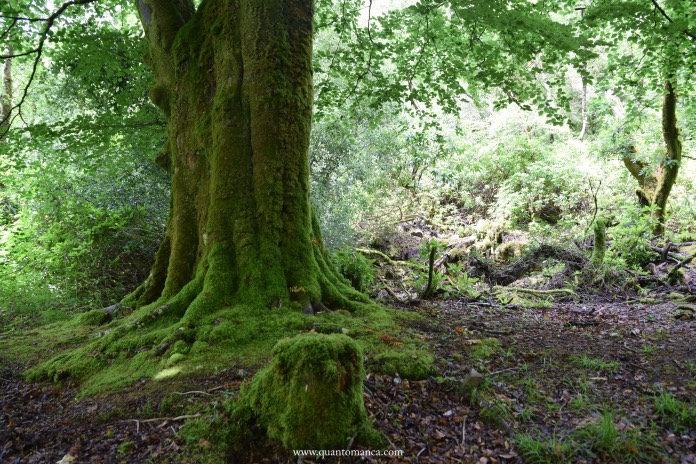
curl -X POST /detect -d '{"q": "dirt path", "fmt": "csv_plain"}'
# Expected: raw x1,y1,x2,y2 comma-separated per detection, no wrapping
1,294,695,463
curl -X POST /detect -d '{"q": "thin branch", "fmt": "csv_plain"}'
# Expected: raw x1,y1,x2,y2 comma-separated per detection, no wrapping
0,48,40,60
0,14,48,22
650,0,696,40
1,18,18,42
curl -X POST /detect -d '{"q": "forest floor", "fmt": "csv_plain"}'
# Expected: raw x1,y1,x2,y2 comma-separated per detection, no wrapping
1,289,695,463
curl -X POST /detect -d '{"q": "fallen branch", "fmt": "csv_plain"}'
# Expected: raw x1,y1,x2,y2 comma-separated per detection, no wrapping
488,366,523,376
649,246,683,262
668,251,696,281
356,247,425,270
496,287,576,298
378,278,408,304
460,416,467,451
172,390,212,396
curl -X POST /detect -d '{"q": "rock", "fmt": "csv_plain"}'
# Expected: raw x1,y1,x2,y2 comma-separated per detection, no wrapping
103,304,121,314
462,368,485,387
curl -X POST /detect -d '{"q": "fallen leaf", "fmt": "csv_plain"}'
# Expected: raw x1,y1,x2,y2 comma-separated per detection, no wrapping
56,454,76,464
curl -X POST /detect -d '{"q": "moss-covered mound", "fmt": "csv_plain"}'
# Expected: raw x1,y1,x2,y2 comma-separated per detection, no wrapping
233,333,374,450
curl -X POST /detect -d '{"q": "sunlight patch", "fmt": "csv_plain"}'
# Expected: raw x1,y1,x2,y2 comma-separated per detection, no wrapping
154,367,181,380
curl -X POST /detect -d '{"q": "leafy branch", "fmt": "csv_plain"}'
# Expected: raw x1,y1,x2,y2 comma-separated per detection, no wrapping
649,0,696,41
0,0,97,137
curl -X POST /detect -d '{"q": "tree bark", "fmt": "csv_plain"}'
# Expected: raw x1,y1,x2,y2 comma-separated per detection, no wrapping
0,44,11,140
578,78,588,140
129,0,365,320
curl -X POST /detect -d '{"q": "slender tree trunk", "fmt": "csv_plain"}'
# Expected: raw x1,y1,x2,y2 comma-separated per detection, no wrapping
613,82,681,236
651,79,681,236
578,78,588,141
129,0,365,320
0,44,11,140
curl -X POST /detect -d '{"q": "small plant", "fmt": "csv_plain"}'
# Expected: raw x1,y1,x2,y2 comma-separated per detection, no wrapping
654,392,696,431
442,262,481,299
571,355,620,373
573,410,664,462
415,239,444,299
522,377,544,402
518,407,536,423
117,440,136,456
331,248,375,292
569,394,591,411
515,431,576,464
479,397,514,428
641,344,656,355
412,240,486,301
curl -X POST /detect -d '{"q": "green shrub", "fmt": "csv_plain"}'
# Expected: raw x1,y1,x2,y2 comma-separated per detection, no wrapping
331,248,375,291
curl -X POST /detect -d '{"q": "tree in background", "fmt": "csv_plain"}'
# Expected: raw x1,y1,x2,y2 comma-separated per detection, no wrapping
581,0,693,236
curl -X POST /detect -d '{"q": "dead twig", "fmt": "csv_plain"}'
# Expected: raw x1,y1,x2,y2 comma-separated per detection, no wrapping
125,413,201,430
488,366,523,377
172,390,212,396
460,416,467,451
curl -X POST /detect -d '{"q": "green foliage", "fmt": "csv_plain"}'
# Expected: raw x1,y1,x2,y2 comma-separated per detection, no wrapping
470,338,501,361
605,204,658,269
331,248,375,292
493,138,588,227
442,263,481,300
516,411,665,464
0,152,168,312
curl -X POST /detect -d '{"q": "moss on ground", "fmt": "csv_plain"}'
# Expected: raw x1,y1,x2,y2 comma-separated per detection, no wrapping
2,297,428,401
372,348,436,379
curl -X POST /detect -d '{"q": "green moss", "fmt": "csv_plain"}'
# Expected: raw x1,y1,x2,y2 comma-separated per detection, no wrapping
117,440,136,456
471,338,502,360
231,333,375,450
372,349,436,380
77,309,113,326
591,217,607,268
168,353,187,365
171,339,190,354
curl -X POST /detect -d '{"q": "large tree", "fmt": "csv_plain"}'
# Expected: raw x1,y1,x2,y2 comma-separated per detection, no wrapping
126,0,365,318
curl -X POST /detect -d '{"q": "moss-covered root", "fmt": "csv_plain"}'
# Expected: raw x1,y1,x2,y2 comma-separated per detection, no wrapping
232,333,375,450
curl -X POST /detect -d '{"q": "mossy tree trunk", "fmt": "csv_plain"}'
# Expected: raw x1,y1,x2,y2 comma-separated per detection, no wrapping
130,0,364,320
623,80,682,236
